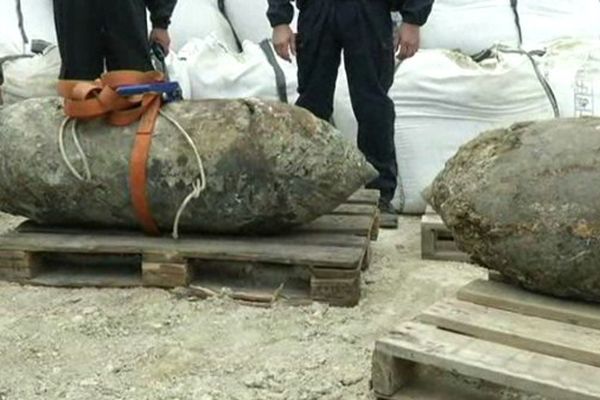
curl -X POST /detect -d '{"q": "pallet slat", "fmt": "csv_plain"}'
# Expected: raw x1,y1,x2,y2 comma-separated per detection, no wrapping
458,279,600,330
0,231,364,269
16,223,369,249
0,190,378,306
419,298,600,367
29,271,142,288
379,212,398,230
299,214,376,239
347,189,379,205
333,204,377,215
420,213,469,263
376,321,600,400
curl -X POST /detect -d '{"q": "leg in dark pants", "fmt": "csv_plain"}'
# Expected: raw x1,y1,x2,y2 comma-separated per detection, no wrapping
103,0,153,72
340,0,397,203
53,0,104,80
295,1,341,121
295,0,397,204
53,0,153,80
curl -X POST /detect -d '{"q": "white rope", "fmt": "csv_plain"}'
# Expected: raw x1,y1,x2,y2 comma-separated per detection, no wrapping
58,116,92,181
58,110,206,239
160,110,207,239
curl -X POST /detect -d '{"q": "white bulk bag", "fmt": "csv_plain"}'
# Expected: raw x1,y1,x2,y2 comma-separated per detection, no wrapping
418,0,600,56
519,0,600,48
334,48,557,213
180,36,298,102
0,0,25,57
420,0,519,55
540,38,600,118
19,0,57,46
165,52,192,100
222,0,298,44
1,45,60,105
158,0,239,52
393,48,556,213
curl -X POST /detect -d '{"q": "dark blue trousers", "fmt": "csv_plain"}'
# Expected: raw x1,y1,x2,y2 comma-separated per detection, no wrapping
295,0,397,202
53,0,153,80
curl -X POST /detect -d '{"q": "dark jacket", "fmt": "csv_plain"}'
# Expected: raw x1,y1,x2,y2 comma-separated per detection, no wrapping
267,0,433,28
145,0,178,29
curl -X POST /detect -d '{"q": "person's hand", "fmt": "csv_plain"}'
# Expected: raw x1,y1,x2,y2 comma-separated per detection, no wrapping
395,23,420,60
273,24,296,62
150,28,171,54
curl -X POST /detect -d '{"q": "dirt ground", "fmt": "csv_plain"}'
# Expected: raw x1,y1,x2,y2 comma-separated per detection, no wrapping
0,214,485,400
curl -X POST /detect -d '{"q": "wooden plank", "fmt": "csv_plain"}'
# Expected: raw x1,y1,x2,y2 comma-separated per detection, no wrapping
310,276,360,307
372,360,531,400
142,261,190,287
333,204,377,216
17,219,374,245
17,222,367,248
458,279,600,330
0,257,33,269
421,213,446,230
379,212,398,230
298,215,374,238
347,189,379,205
0,265,35,280
29,272,142,287
0,231,364,269
311,266,360,279
419,299,600,367
371,349,411,398
378,322,600,400
421,213,470,263
426,251,471,263
0,250,29,260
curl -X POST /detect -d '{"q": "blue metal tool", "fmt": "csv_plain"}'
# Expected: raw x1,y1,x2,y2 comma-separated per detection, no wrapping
115,41,183,103
116,81,183,103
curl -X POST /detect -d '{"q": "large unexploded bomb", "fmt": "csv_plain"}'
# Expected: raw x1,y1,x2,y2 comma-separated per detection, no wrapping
0,98,376,235
428,118,600,302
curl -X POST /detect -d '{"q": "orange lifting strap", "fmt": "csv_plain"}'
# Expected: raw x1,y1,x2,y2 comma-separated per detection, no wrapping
57,70,164,236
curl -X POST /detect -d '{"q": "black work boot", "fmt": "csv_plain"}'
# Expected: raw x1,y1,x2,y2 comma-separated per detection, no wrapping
378,198,398,216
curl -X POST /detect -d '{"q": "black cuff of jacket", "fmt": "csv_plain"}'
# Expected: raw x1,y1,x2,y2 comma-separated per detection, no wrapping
151,17,171,29
267,4,294,28
268,15,293,28
400,13,427,26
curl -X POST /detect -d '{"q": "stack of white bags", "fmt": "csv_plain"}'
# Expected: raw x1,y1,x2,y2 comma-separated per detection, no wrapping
2,0,600,213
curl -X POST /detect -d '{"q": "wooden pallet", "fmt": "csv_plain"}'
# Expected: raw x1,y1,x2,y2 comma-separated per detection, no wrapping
0,190,379,307
372,279,600,400
345,189,397,230
421,206,469,263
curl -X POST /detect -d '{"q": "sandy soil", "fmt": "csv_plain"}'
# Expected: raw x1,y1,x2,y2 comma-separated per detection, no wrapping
0,214,485,400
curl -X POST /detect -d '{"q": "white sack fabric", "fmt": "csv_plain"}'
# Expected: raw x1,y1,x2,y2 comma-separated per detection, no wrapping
390,48,556,213
0,0,55,57
1,45,60,105
152,0,239,53
420,0,520,55
419,0,600,55
222,0,298,44
538,39,600,118
518,0,600,48
19,0,57,46
179,37,298,102
0,1,24,57
0,36,297,105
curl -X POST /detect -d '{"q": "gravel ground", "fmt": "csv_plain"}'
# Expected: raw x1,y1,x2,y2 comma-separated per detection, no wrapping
0,214,485,400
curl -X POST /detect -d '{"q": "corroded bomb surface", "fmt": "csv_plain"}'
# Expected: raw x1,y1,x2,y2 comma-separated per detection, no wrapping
0,98,376,234
428,118,600,301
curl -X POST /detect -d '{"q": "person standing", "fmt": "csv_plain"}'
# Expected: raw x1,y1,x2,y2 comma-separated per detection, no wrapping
267,0,433,214
53,0,177,80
